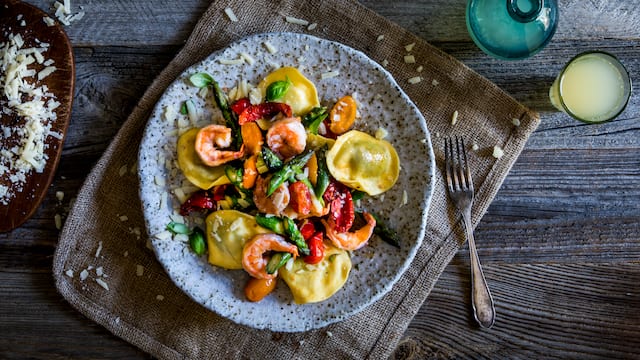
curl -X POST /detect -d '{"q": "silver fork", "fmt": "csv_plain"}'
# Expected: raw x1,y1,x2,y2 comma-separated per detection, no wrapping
445,136,496,329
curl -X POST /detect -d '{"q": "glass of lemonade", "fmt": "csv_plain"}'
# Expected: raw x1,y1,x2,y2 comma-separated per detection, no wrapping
549,51,632,123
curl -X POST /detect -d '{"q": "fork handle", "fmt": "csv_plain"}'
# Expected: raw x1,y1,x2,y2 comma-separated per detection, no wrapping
462,210,496,329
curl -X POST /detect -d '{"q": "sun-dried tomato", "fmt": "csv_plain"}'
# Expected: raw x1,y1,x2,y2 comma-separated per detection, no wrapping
238,102,292,125
230,97,252,115
288,181,312,216
323,181,354,233
179,190,215,216
304,231,325,264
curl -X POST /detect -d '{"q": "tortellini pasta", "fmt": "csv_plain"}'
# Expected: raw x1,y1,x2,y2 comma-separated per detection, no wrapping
177,128,230,189
257,67,320,116
279,243,351,304
206,210,270,269
326,130,400,196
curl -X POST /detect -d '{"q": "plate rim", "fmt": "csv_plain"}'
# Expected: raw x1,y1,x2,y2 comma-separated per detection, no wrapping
138,31,436,332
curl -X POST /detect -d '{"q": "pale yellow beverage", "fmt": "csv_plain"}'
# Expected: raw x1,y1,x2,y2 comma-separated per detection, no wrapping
549,52,631,123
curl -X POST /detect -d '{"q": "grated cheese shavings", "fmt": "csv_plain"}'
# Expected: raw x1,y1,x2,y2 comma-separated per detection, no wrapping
408,76,422,84
321,70,340,80
404,55,415,64
224,7,239,22
285,16,309,26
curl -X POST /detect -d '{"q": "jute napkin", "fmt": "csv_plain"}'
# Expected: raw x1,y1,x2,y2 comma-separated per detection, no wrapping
53,0,539,358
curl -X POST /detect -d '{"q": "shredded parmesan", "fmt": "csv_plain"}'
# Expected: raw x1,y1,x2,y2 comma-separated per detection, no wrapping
492,145,504,158
307,23,318,31
377,35,385,41
218,58,245,65
0,33,62,204
224,7,239,22
404,55,415,64
512,117,521,127
136,265,144,276
285,16,309,26
416,65,423,72
321,70,340,79
405,43,416,52
263,41,278,54
408,76,422,84
451,110,459,125
95,278,109,291
239,52,255,65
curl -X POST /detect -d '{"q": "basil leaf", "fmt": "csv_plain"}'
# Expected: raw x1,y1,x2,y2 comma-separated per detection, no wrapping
189,227,207,255
189,72,214,88
180,101,188,115
265,76,291,102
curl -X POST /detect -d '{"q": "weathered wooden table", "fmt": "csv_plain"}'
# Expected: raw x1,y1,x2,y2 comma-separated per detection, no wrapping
2,1,639,358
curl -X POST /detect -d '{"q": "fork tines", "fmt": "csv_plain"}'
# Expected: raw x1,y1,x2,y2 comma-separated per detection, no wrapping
444,136,473,193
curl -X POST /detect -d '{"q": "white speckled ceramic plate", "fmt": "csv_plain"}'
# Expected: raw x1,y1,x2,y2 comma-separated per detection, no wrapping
139,33,435,332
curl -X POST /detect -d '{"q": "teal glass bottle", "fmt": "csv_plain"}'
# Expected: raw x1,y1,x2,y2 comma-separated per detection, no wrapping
466,0,559,60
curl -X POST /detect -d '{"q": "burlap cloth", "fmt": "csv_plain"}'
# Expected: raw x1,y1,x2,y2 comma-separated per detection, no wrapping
53,0,540,358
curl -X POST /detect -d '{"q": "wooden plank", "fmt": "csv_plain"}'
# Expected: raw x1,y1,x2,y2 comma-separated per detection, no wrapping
395,260,640,359
20,0,640,45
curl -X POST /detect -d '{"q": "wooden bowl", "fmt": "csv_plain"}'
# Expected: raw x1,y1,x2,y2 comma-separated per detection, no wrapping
0,0,75,232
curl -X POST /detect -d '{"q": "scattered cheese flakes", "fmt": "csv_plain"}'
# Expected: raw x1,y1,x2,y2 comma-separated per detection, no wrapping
119,215,128,222
239,52,255,65
263,41,278,54
174,233,189,243
321,70,340,80
377,35,385,41
154,230,172,241
54,214,62,230
37,66,57,80
156,295,165,301
136,265,144,276
56,190,64,201
451,110,459,126
96,266,104,277
63,0,71,14
472,142,479,151
512,118,521,127
218,58,245,65
382,59,389,67
224,7,239,22
432,79,439,86
154,175,166,187
285,16,309,26
95,241,103,258
492,145,504,158
163,105,175,122
375,127,388,140
326,331,333,337
43,16,55,26
123,251,129,257
402,190,408,206
118,164,128,176
95,278,109,291
65,269,74,278
79,269,89,281
404,55,416,64
307,23,318,30
408,76,422,84
405,43,416,52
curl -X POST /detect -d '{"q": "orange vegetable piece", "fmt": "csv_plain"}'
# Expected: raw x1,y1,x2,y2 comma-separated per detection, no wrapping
240,122,264,155
306,152,318,186
244,276,277,302
328,95,357,135
243,154,258,189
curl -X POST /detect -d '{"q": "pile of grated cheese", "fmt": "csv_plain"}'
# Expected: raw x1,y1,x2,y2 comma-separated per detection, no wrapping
0,31,61,205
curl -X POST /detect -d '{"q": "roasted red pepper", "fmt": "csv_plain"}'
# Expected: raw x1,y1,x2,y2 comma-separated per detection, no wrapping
238,102,292,125
299,219,316,240
179,190,215,216
288,181,312,216
304,231,325,264
230,97,252,115
323,181,354,233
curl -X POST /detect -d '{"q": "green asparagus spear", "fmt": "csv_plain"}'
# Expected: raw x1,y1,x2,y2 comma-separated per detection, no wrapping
302,106,328,134
367,212,401,248
260,146,284,171
255,213,285,234
211,79,242,148
314,145,330,198
283,217,310,256
266,252,292,274
189,227,207,255
266,150,314,196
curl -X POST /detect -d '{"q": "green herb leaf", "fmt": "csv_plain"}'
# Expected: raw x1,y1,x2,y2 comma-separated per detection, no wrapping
180,101,188,115
265,76,291,102
189,227,207,255
189,72,214,88
302,106,328,134
166,221,191,235
351,190,366,201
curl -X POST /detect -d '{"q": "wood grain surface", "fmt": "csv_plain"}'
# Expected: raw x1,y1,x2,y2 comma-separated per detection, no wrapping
1,0,639,359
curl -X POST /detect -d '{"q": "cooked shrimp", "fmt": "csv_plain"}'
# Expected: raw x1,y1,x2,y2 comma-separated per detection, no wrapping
321,211,376,251
253,175,290,215
266,116,307,159
195,124,245,167
242,233,299,279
